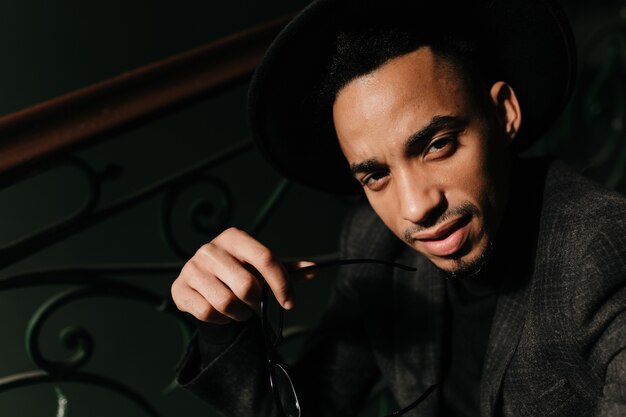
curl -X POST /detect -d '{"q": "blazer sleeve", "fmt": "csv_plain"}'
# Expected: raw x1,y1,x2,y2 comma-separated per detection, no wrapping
175,202,383,417
176,315,276,417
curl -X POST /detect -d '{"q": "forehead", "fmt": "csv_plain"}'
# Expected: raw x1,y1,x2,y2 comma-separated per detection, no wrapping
332,48,475,157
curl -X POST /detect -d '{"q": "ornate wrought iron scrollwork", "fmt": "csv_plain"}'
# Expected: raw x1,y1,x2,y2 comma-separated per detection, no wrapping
0,266,193,416
0,157,102,268
249,178,291,236
0,370,161,417
161,174,233,259
0,139,254,269
0,132,297,416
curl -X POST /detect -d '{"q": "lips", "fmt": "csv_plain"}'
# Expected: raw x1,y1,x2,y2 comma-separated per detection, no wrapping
413,216,472,257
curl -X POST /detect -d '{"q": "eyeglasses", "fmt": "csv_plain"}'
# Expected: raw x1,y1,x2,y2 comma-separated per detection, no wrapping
260,258,438,417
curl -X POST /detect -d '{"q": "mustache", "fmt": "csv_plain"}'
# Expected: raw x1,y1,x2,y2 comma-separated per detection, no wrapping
403,201,479,244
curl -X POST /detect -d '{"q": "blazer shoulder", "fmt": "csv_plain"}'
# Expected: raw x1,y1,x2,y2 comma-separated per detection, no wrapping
542,161,626,228
538,161,626,262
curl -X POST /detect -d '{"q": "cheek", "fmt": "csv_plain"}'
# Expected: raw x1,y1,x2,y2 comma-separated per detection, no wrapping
458,135,511,231
441,140,500,211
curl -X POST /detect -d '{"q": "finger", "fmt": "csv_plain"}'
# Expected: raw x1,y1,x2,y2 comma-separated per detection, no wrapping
285,260,318,282
172,283,232,325
215,228,294,309
188,270,254,322
195,242,262,309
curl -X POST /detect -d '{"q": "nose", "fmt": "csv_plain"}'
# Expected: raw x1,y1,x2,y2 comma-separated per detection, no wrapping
395,169,444,226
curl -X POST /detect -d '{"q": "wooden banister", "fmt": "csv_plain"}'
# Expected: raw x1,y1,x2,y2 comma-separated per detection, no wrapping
0,15,291,178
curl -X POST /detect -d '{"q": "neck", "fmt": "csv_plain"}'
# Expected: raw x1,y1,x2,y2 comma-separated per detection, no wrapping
489,156,551,288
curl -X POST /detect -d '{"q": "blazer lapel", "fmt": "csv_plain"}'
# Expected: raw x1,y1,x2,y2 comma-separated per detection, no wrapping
479,158,548,417
480,271,532,417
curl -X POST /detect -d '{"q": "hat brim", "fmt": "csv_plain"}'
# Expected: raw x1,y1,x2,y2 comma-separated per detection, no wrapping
248,0,576,194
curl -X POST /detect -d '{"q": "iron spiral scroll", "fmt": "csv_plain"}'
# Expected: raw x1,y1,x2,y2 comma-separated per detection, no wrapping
0,133,295,415
0,267,194,417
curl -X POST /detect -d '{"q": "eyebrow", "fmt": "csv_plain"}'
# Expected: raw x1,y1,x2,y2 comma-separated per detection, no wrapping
349,115,468,177
404,115,468,154
350,158,381,177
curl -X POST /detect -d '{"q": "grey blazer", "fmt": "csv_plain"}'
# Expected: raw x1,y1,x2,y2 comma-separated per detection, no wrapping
177,159,626,417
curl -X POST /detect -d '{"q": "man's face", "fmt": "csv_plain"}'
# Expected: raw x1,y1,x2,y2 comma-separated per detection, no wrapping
333,48,515,276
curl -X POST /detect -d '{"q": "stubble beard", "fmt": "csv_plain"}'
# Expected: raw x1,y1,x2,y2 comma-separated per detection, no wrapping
440,239,494,280
403,201,494,280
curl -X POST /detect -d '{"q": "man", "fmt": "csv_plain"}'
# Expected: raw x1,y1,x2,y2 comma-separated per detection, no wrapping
172,0,626,416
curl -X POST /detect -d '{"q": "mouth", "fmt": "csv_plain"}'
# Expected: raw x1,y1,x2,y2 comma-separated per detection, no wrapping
413,215,472,257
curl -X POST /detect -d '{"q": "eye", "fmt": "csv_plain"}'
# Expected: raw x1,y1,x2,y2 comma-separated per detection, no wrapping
360,170,389,191
425,135,457,157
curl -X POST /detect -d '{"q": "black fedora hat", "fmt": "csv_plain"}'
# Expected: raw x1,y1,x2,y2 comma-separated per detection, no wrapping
248,0,576,194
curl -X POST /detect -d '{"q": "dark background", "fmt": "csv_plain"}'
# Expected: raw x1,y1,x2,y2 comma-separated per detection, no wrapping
0,1,624,416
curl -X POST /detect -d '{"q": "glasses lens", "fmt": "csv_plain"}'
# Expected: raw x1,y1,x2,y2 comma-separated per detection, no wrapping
273,363,300,417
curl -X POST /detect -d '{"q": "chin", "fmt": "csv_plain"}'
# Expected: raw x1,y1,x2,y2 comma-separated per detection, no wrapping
433,239,493,280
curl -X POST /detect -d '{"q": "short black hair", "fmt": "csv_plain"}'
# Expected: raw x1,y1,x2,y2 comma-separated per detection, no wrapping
318,7,496,110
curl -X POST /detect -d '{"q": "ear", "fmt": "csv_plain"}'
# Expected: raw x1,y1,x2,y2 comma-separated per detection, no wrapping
489,81,522,144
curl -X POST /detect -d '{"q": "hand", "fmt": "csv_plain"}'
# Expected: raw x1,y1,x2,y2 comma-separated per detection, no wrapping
171,227,315,324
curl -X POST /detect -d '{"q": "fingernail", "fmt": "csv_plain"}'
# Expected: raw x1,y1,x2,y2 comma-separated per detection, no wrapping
283,300,294,310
